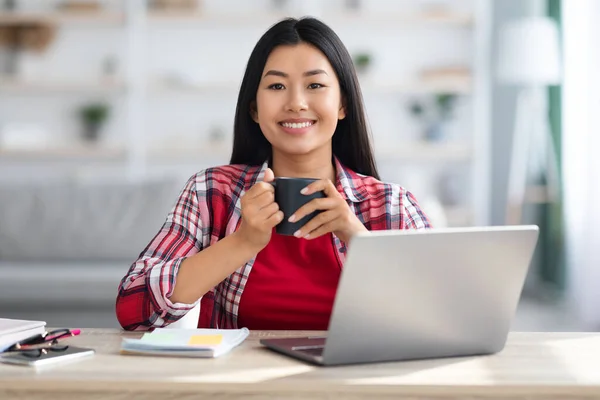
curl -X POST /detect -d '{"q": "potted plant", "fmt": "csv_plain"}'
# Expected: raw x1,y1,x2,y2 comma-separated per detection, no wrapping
78,102,109,142
352,52,372,75
408,93,458,141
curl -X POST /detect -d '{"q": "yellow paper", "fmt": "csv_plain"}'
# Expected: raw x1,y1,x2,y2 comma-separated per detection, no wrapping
188,334,223,346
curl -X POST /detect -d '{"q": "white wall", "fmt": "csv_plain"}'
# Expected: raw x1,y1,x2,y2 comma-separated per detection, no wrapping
562,0,600,329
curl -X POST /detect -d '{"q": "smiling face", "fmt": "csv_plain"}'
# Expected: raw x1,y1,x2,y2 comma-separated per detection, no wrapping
252,42,346,160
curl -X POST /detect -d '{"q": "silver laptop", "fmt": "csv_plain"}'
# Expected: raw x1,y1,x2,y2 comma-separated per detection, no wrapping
260,225,539,366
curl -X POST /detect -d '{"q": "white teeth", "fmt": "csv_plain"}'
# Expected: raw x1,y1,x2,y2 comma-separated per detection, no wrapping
281,121,314,129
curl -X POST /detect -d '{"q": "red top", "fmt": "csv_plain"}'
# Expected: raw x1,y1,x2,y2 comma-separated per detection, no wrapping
236,229,342,330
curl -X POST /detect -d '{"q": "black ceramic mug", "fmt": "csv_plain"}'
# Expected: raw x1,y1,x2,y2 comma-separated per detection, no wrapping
271,177,326,236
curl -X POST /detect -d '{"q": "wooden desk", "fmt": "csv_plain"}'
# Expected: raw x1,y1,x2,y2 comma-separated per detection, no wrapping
1,329,600,399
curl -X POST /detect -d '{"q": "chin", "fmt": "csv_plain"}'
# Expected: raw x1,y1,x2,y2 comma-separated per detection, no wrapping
278,148,316,156
270,138,332,158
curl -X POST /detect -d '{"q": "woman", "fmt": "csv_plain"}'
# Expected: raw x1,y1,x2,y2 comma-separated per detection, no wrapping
116,17,431,331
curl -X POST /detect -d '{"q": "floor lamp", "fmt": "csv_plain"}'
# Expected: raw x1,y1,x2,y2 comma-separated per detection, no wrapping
497,16,562,225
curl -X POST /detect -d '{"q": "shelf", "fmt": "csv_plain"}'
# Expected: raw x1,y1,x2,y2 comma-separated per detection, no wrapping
0,77,469,96
0,146,127,161
325,11,473,27
146,10,283,24
0,9,471,28
149,82,240,95
0,78,126,94
361,77,472,94
148,145,231,162
0,11,125,26
376,141,472,163
0,140,471,166
148,77,471,96
145,10,473,28
143,141,471,164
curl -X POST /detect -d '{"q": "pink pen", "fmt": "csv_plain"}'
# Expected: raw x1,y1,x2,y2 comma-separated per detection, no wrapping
46,329,81,342
7,329,82,351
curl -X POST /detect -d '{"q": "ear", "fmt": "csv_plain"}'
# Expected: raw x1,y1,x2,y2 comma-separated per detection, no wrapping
250,101,259,123
338,97,346,120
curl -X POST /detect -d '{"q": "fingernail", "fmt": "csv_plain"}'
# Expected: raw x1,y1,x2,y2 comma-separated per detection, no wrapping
288,214,296,222
304,234,310,239
293,230,302,237
300,187,308,194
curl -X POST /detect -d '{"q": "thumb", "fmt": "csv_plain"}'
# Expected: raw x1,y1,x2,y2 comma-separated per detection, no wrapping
263,168,275,183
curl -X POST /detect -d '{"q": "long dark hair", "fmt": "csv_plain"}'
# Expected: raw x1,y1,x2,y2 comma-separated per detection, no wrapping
230,17,380,180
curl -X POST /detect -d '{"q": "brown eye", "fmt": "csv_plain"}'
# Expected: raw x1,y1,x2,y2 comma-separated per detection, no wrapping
268,83,285,90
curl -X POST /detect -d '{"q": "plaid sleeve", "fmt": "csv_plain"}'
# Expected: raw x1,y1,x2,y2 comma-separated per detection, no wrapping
402,190,432,229
116,175,204,331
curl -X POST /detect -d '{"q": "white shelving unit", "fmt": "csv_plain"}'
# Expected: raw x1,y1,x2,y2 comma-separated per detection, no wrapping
0,0,492,227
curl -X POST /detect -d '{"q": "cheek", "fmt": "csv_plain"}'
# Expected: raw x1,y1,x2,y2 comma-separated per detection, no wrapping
255,93,265,118
316,94,342,118
255,92,274,120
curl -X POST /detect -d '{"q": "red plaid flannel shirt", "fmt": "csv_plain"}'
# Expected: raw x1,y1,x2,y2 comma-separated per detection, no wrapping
116,157,431,330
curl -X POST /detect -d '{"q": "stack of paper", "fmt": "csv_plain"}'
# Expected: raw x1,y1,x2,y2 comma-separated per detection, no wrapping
0,318,46,352
121,327,250,358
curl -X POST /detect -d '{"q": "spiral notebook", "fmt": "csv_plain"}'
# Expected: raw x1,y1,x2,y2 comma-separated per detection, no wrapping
120,328,250,358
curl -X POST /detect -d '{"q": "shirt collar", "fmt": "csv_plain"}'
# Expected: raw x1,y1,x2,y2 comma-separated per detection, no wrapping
256,156,371,203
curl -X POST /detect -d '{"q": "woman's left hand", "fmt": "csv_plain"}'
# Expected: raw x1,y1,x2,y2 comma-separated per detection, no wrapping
288,179,368,244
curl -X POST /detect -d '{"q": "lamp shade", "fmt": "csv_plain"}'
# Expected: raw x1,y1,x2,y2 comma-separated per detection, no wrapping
497,16,562,85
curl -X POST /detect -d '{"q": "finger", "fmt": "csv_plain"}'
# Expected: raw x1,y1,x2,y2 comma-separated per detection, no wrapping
245,181,275,200
241,188,270,211
266,210,284,228
258,201,280,218
304,220,339,240
262,168,275,183
289,197,339,223
301,179,342,198
253,190,276,209
293,209,338,238
300,179,327,195
246,202,279,227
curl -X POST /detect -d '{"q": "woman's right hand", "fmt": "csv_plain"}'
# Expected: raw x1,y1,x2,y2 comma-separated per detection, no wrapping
236,168,284,252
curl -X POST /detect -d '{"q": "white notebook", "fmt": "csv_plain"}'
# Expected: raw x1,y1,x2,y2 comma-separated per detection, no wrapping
120,328,250,358
0,318,46,352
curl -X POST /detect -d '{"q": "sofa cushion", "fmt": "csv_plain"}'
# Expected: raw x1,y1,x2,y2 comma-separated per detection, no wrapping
0,178,181,262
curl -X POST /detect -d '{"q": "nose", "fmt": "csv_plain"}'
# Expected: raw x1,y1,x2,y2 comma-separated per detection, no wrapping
285,86,308,112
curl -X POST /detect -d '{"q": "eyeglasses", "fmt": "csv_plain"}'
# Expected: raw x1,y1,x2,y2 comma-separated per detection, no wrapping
11,344,70,359
5,328,80,352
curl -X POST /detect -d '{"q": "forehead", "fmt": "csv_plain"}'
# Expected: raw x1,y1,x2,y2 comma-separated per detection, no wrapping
263,42,335,75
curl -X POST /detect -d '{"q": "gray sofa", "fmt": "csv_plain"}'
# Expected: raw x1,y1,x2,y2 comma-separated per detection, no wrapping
0,176,183,327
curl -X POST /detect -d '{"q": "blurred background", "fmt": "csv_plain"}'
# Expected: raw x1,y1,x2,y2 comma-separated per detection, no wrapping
0,0,596,332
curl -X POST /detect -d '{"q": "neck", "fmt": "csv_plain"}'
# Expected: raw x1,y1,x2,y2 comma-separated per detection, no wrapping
271,148,336,182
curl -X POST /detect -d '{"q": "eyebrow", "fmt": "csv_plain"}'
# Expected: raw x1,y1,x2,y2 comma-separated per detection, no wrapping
263,69,329,78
